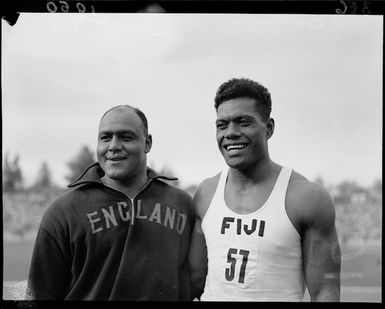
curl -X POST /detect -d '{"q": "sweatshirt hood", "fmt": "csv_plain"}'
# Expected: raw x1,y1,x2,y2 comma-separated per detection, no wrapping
68,162,178,188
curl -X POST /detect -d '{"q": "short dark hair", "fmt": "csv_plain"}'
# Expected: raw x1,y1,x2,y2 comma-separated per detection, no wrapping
214,78,272,121
101,105,149,135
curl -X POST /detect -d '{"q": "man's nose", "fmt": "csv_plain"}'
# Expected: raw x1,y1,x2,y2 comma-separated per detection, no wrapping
225,122,241,138
108,135,122,151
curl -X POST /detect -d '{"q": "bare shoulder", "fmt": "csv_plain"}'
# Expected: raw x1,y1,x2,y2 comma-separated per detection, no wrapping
287,170,336,231
193,172,221,220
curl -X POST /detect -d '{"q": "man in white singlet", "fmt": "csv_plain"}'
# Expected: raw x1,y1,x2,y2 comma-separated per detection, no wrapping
189,78,341,302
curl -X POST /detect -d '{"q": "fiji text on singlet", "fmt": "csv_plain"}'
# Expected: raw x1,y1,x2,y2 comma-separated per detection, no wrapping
200,166,306,301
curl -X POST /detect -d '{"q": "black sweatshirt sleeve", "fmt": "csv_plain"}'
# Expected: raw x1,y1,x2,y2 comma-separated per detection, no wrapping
28,226,71,300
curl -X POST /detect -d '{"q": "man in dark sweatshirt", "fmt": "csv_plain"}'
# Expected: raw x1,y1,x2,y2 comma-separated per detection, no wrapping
27,105,195,300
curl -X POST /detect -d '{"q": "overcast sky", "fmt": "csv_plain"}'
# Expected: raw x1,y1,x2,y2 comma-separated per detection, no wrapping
2,13,383,189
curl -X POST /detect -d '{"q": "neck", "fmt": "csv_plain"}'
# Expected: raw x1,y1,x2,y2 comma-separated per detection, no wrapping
228,159,279,188
102,173,149,198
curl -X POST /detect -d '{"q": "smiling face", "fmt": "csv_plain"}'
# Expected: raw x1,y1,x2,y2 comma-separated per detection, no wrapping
216,97,274,171
97,107,152,185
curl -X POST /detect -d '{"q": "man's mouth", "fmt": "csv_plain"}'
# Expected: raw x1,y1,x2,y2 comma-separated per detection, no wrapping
106,156,126,161
224,143,249,152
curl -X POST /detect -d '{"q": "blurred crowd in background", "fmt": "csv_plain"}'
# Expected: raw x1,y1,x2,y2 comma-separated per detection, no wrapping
3,148,382,246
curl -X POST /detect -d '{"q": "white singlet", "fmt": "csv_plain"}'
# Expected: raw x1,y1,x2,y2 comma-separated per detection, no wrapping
200,166,305,301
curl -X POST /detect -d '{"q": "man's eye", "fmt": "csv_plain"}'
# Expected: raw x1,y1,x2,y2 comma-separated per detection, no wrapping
240,119,250,126
121,135,134,141
100,136,111,141
216,123,227,130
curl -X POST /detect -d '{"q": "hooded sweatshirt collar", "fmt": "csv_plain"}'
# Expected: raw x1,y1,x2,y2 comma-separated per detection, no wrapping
68,162,177,188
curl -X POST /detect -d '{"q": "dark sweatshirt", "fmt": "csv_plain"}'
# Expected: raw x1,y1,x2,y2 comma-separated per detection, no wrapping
28,163,194,300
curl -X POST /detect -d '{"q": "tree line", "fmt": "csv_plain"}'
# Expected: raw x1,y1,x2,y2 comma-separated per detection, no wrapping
3,145,382,206
3,145,183,193
3,146,95,192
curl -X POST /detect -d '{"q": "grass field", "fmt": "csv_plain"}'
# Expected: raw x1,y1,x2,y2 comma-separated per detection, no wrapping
2,240,381,302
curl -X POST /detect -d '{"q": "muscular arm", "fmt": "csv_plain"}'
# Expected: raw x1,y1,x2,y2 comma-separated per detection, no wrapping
299,184,341,302
188,175,219,300
189,217,208,299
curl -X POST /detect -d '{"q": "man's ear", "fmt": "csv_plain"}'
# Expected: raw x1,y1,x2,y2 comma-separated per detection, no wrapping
266,118,275,140
145,134,152,153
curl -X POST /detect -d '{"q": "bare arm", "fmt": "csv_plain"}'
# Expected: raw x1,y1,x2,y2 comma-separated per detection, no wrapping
188,175,219,300
299,184,341,302
188,217,208,299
